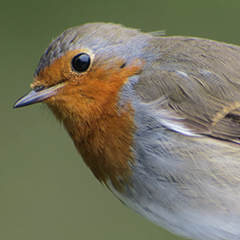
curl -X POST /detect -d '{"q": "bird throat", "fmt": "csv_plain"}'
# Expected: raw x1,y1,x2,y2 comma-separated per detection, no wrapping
45,61,142,192
75,105,135,192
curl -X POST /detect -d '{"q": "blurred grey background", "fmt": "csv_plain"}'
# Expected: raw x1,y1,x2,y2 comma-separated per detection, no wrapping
2,1,240,239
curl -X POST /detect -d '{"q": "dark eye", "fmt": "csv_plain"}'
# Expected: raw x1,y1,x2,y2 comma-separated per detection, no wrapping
71,53,91,72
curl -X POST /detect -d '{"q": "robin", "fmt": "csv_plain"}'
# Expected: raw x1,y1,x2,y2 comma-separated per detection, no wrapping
14,23,240,240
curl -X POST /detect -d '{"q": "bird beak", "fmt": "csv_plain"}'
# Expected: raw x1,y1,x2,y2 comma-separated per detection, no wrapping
13,83,65,108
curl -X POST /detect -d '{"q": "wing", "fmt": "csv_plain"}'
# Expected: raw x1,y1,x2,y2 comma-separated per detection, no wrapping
134,37,240,143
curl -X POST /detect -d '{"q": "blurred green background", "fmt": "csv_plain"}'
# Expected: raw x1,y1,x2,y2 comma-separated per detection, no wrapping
2,1,240,240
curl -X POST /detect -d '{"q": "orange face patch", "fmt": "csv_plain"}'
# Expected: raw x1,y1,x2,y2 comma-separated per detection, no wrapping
33,49,144,191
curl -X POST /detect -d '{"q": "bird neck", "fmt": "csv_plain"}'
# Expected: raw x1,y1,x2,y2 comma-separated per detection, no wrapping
64,102,135,191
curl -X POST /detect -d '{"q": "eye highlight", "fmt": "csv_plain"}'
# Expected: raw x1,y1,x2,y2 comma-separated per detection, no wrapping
71,53,91,73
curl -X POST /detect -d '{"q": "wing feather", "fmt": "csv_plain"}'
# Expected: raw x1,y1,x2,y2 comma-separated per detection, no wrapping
134,37,240,143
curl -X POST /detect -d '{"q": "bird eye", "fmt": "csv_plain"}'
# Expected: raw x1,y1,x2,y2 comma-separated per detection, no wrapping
71,53,91,72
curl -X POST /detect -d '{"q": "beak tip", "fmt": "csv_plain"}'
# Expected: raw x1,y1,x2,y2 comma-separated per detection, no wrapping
13,95,33,109
13,101,23,109
13,89,44,109
13,83,64,109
